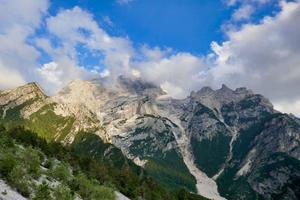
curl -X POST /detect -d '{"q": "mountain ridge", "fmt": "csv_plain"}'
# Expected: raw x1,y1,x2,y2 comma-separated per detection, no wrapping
0,77,299,200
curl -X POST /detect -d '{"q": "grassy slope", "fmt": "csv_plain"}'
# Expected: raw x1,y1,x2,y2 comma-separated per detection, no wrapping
0,126,209,200
1,101,75,141
191,134,231,177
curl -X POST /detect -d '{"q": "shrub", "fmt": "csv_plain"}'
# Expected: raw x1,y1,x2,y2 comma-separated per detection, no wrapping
0,133,14,148
8,164,26,185
75,173,93,199
33,183,51,200
91,185,115,200
0,152,16,176
43,158,54,169
22,147,41,178
53,184,73,200
49,162,71,183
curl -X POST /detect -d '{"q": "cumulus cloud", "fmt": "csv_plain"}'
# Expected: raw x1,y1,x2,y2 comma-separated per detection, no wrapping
134,51,206,98
232,4,254,21
274,100,300,117
35,6,134,93
226,0,272,22
0,61,25,88
103,16,114,27
37,61,98,93
0,0,299,116
205,0,300,115
0,0,48,89
0,0,48,32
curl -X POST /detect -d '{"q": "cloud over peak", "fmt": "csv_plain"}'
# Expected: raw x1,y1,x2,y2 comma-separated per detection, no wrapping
0,0,300,116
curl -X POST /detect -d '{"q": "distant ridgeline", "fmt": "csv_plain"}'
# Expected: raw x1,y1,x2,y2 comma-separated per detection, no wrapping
0,77,299,200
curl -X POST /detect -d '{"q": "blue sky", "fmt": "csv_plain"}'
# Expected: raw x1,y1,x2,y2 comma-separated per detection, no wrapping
0,0,300,116
47,0,278,55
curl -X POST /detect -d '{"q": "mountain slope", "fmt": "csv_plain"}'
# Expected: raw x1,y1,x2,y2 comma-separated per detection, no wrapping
0,126,208,200
0,77,299,200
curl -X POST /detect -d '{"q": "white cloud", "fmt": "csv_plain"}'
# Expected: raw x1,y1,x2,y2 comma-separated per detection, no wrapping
204,0,300,115
0,0,48,89
0,61,25,88
160,81,185,99
226,0,273,22
37,60,99,94
103,16,114,27
0,0,48,32
274,100,300,117
0,0,299,117
232,4,254,21
35,6,135,92
42,0,300,116
38,62,63,89
45,7,133,70
135,51,206,98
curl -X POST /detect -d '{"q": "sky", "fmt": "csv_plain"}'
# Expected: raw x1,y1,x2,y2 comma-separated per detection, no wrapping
0,0,300,116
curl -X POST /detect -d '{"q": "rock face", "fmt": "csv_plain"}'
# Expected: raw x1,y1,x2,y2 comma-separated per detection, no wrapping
0,76,299,200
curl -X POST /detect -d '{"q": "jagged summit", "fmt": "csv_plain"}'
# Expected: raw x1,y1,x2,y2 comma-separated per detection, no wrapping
0,82,47,109
188,84,266,113
1,82,46,97
220,84,231,91
191,84,253,98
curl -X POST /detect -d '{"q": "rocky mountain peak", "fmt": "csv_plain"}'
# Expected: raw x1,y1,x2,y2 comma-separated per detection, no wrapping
0,82,46,106
15,82,46,98
195,86,214,95
220,84,231,91
188,84,257,112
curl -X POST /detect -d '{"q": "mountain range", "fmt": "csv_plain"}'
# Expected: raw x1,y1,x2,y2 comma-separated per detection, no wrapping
0,76,299,200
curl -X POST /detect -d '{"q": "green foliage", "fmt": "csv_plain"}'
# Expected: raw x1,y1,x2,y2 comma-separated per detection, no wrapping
0,126,208,200
11,177,31,198
191,134,231,177
0,99,207,198
33,183,51,200
232,113,278,161
175,189,210,200
145,150,197,192
53,184,74,200
0,133,31,197
72,133,139,172
8,164,27,186
0,101,75,142
22,147,41,177
74,173,115,200
48,162,71,183
216,166,263,200
0,152,16,176
216,114,300,200
43,158,54,169
91,186,115,200
25,103,75,141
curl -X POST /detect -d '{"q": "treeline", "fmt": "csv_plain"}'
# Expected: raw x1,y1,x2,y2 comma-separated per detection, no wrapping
0,125,208,200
